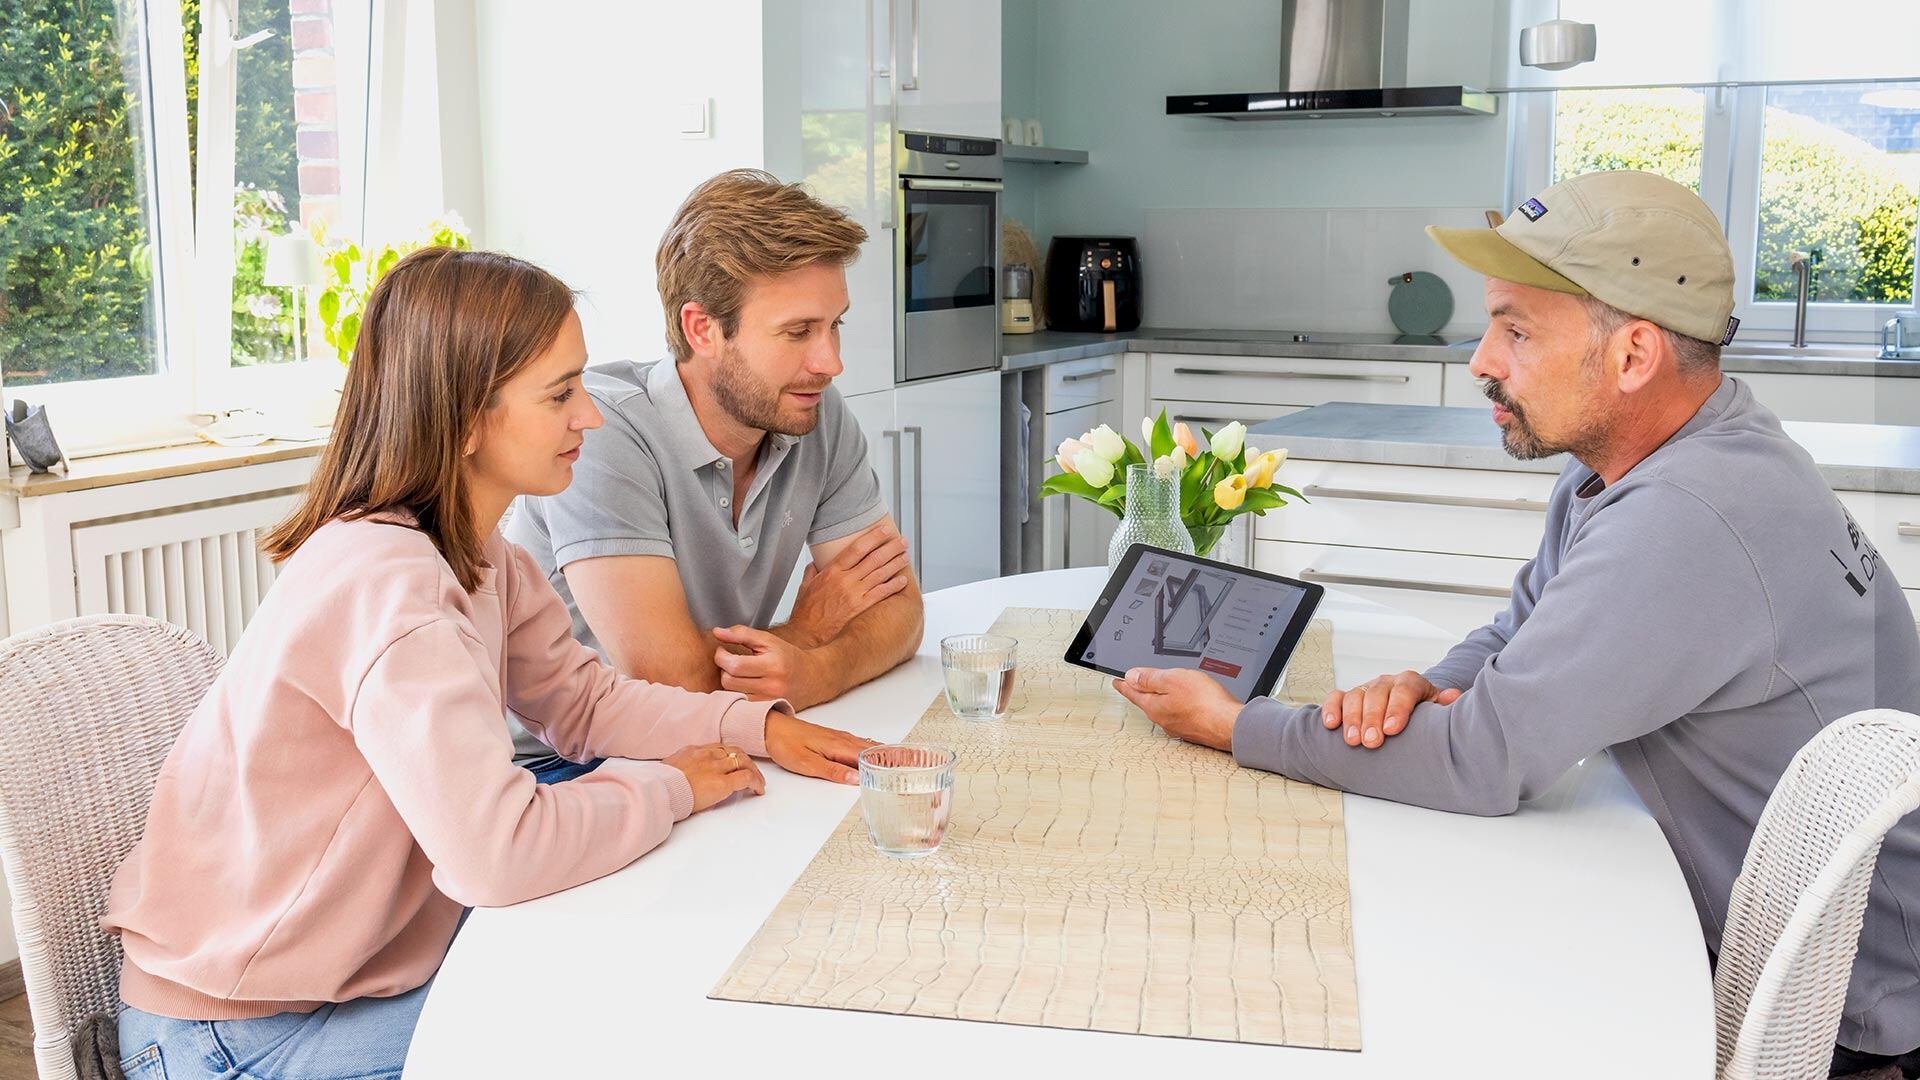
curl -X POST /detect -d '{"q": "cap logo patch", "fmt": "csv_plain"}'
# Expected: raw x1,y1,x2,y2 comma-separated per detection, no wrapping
1518,198,1548,221
1720,316,1741,347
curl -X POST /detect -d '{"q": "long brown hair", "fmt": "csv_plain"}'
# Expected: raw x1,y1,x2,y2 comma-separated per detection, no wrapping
264,248,575,592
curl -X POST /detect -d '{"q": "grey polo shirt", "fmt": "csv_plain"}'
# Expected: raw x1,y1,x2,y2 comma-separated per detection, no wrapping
503,358,889,754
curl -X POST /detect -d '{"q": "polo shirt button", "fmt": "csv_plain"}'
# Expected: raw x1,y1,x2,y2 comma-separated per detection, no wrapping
720,497,730,508
740,537,754,549
717,460,728,470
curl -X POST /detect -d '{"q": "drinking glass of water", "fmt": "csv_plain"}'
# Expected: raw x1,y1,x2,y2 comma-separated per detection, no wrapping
858,744,956,859
941,633,1017,721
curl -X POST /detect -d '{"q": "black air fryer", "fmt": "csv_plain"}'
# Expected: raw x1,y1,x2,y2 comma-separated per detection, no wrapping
1044,236,1141,333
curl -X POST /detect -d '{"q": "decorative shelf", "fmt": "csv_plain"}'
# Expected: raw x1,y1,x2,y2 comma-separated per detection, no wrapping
1003,143,1089,165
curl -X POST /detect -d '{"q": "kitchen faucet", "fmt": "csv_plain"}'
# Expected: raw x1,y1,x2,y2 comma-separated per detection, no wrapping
1789,250,1813,348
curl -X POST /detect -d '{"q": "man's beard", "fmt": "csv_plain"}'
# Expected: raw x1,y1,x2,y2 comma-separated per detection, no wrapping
1481,355,1607,461
711,341,827,437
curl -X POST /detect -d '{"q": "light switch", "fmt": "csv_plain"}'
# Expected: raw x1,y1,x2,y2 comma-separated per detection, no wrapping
679,99,710,139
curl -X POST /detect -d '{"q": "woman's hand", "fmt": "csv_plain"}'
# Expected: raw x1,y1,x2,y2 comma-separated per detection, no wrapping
663,743,766,811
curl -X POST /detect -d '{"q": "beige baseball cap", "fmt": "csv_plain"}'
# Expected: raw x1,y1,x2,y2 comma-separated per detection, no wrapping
1427,170,1739,345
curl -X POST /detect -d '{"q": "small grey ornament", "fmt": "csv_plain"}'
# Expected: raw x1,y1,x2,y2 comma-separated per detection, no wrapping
5,399,69,473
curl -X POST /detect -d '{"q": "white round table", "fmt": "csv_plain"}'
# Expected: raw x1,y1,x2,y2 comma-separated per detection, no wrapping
403,569,1714,1077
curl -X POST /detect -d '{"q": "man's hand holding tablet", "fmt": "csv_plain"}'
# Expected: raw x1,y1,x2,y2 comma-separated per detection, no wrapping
1066,542,1324,713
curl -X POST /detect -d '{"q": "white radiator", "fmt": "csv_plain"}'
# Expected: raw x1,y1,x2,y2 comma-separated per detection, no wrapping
70,492,303,655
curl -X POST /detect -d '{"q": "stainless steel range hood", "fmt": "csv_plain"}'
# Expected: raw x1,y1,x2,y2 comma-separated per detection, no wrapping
1166,0,1497,121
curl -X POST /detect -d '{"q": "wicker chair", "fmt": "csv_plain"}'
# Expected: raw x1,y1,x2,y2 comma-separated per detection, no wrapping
1714,709,1920,1080
0,616,222,1080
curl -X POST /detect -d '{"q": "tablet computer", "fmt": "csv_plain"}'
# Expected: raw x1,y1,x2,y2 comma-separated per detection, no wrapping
1065,543,1325,702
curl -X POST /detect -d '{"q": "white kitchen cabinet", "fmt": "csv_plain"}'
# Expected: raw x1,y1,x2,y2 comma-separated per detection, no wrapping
1037,357,1122,570
1443,362,1484,407
1248,456,1548,639
764,0,898,399
858,373,1000,591
1042,402,1120,569
844,387,901,521
1735,371,1920,426
1153,398,1305,436
889,0,1001,139
1147,353,1445,410
1257,540,1522,640
1258,458,1556,559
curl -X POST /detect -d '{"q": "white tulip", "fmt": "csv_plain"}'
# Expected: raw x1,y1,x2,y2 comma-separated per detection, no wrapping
1152,454,1179,480
1085,424,1126,463
1072,447,1115,488
1209,420,1246,462
1170,444,1189,469
1141,416,1156,450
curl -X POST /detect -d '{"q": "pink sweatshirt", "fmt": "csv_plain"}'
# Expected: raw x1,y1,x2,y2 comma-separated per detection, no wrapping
102,516,777,1020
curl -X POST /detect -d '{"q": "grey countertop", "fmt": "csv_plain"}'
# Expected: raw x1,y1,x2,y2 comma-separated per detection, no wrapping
1003,328,1920,378
1248,401,1920,495
1002,327,1474,370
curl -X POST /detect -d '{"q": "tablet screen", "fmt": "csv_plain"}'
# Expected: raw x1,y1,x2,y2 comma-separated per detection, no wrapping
1066,544,1324,701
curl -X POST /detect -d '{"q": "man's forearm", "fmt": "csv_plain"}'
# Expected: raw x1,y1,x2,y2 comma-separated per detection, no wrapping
807,587,924,701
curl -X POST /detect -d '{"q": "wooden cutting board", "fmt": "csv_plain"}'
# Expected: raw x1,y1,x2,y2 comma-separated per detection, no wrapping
710,608,1360,1050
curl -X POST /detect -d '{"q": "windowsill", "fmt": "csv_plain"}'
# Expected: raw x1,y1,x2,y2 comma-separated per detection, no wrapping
1,436,329,499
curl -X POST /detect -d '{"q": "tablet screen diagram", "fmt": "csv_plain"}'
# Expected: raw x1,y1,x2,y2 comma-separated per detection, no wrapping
1079,554,1311,699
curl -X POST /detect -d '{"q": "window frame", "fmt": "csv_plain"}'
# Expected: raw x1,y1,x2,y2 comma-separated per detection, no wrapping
1508,81,1920,347
6,0,367,461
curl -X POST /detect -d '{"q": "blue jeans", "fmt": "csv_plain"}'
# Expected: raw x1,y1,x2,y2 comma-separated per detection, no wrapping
116,980,431,1080
519,753,604,784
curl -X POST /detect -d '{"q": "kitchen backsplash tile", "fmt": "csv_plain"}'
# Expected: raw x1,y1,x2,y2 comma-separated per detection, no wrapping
1143,206,1492,336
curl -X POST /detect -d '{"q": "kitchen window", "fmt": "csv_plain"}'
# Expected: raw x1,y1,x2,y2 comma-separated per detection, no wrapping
0,0,372,456
1515,80,1920,345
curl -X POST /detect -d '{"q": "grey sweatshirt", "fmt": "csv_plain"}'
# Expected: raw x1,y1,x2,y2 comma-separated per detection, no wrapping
1233,376,1920,1055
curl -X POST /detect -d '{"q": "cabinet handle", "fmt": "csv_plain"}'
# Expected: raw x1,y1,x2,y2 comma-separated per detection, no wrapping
884,428,903,515
1298,568,1512,599
1172,366,1410,384
1301,484,1548,513
903,178,1005,192
877,0,898,230
905,425,925,579
1172,415,1252,429
901,0,921,91
1899,522,1920,538
1058,367,1115,383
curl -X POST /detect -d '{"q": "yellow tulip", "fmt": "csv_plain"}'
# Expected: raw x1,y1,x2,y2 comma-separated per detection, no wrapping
1247,448,1287,488
1213,473,1248,510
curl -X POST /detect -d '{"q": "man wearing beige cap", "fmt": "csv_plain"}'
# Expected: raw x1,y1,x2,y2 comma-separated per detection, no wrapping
1119,170,1920,1072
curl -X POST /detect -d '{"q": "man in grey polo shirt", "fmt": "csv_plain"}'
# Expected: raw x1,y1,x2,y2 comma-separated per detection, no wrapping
1116,171,1920,1071
507,170,923,784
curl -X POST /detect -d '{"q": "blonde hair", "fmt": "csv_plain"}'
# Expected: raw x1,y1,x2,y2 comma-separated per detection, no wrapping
263,248,575,592
656,169,868,361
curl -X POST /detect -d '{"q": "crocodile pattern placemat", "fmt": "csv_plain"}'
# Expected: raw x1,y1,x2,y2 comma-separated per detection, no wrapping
710,608,1360,1050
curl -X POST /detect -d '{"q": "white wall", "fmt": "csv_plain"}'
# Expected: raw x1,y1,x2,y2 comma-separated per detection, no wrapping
1015,0,1509,333
471,0,767,363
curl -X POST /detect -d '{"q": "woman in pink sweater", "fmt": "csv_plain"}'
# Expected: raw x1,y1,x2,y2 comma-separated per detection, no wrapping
104,248,875,1079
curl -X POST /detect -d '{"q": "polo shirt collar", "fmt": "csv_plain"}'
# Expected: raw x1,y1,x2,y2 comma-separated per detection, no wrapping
645,358,802,471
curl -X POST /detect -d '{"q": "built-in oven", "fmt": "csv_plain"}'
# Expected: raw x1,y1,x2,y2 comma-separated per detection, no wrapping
895,131,1002,383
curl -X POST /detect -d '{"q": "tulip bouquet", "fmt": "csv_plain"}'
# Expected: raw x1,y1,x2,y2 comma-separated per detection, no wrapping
1039,409,1302,559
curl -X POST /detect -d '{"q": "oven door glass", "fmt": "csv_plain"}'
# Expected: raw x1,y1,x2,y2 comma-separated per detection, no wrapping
902,187,996,313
